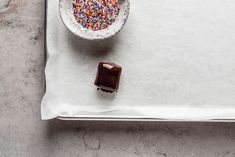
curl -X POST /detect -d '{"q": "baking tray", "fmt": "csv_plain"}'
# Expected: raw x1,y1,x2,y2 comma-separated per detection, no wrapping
42,0,235,121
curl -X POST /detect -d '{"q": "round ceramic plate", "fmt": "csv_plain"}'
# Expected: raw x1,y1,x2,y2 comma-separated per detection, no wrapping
59,0,130,40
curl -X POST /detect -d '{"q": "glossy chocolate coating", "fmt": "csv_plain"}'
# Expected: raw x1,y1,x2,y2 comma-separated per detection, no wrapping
94,62,122,93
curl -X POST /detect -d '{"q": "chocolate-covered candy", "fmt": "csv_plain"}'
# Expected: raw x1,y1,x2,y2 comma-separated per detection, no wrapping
94,62,122,93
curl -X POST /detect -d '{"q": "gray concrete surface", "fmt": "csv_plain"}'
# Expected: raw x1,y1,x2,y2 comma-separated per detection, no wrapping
1,0,235,157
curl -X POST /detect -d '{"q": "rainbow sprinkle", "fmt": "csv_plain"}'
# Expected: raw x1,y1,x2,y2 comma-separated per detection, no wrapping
72,0,120,31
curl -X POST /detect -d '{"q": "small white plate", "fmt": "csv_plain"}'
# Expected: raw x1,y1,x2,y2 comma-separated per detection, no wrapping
59,0,130,40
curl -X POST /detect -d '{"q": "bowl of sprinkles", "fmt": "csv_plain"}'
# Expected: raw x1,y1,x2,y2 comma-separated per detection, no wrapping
59,0,130,40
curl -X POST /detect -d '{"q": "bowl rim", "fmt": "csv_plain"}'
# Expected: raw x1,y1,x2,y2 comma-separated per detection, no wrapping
58,0,130,40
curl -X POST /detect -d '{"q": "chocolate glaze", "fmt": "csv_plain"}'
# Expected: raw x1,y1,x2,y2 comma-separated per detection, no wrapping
94,62,122,93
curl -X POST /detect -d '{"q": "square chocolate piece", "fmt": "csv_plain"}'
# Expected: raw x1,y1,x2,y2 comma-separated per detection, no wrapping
94,62,122,93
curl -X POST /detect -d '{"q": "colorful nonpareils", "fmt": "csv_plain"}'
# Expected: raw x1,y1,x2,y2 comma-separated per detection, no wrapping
72,0,120,31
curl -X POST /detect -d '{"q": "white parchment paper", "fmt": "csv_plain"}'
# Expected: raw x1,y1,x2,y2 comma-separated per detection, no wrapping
41,0,235,120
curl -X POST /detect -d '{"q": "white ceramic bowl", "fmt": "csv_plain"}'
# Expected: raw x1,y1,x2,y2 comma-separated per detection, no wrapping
59,0,130,40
